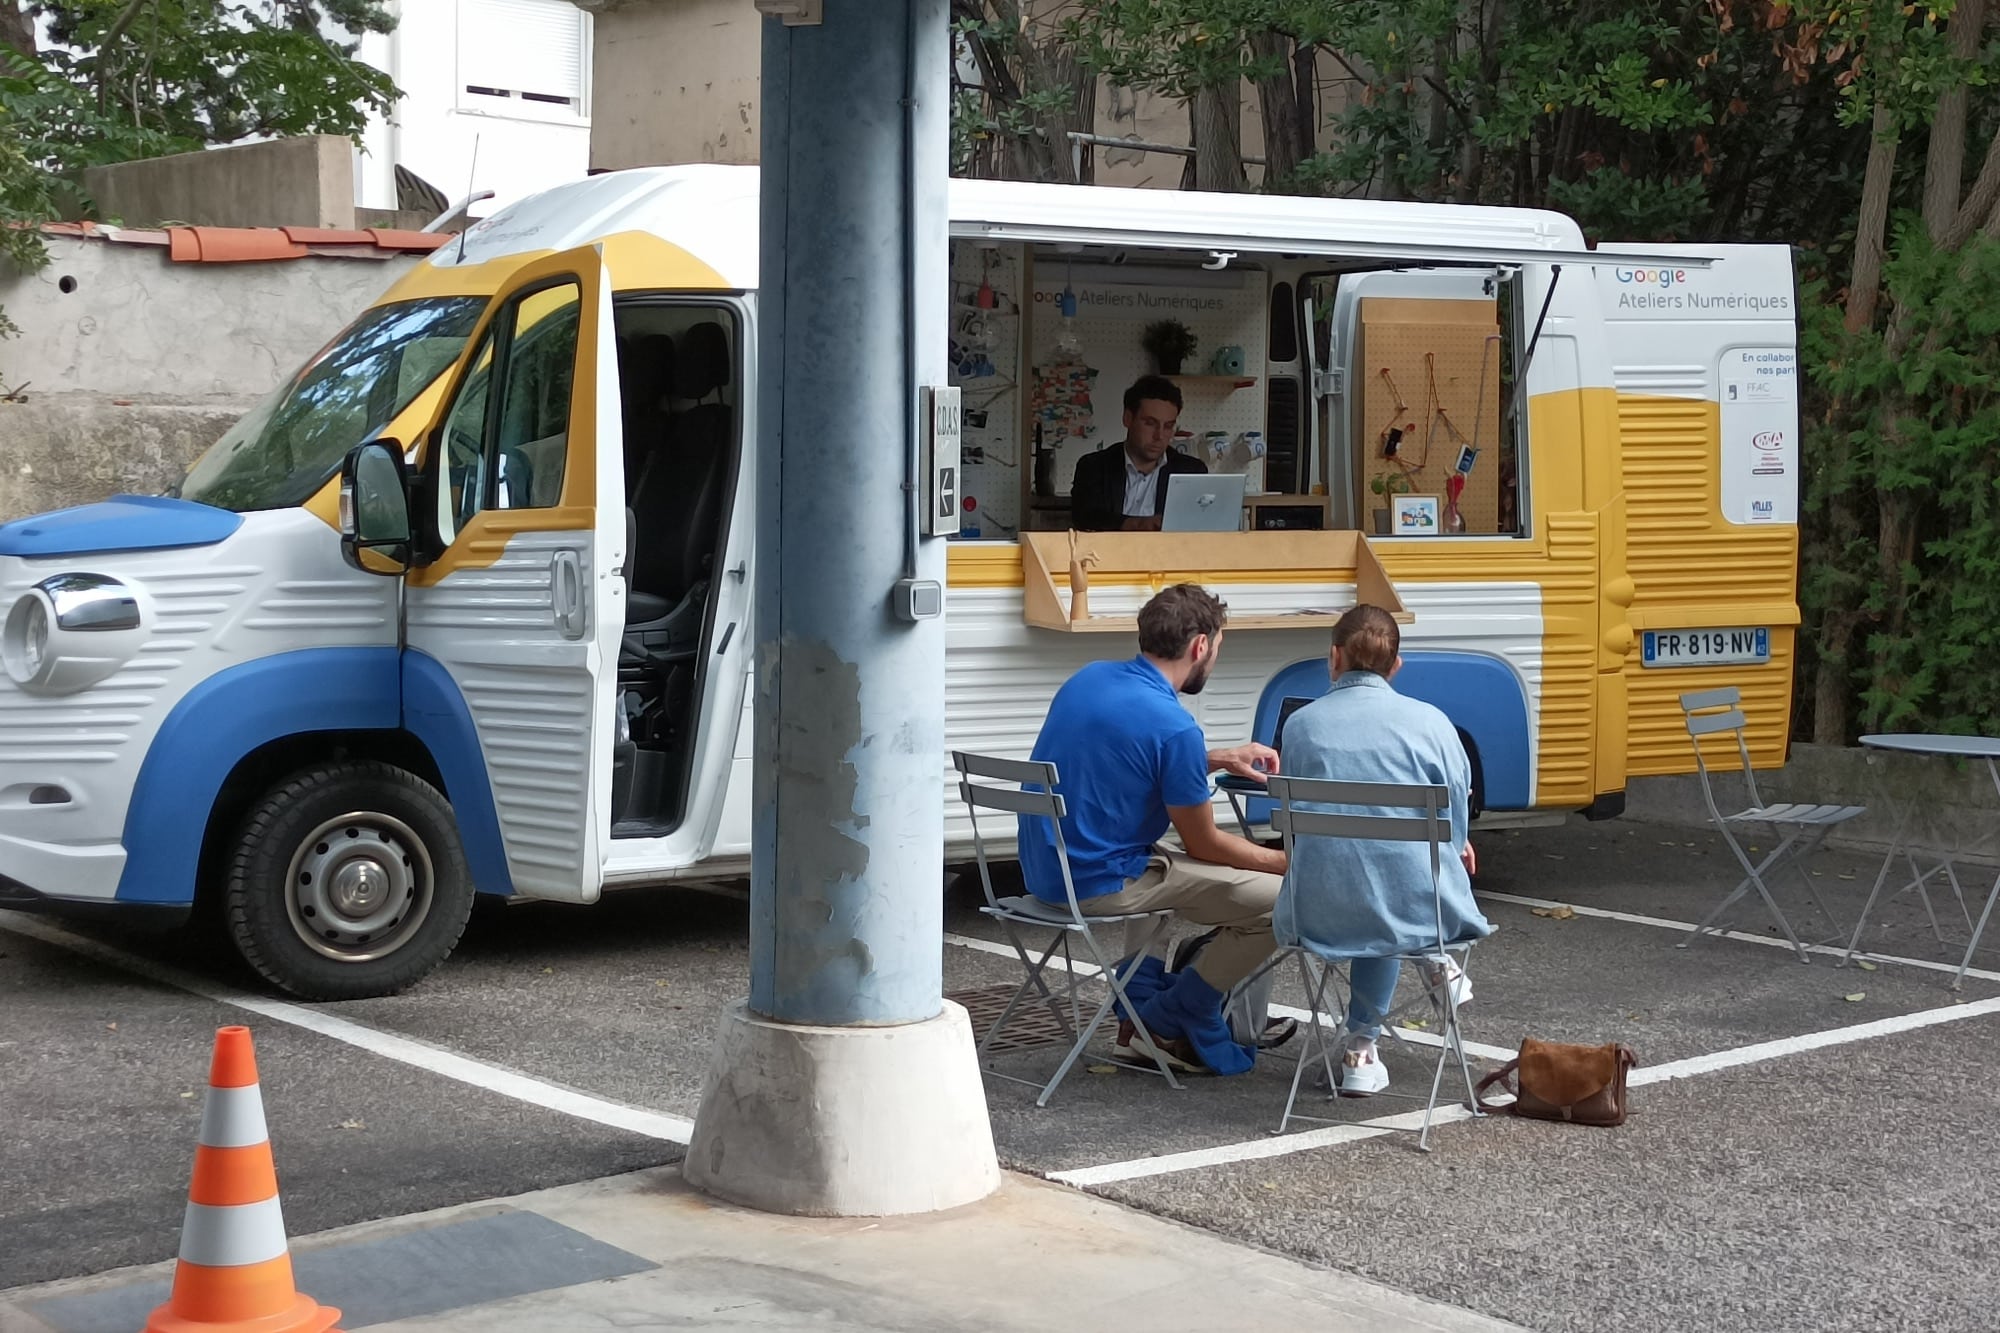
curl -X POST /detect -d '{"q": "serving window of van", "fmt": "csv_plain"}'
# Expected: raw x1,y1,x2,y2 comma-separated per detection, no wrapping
942,236,1529,542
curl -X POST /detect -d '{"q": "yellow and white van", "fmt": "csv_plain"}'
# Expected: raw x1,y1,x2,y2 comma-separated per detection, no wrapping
0,166,1799,997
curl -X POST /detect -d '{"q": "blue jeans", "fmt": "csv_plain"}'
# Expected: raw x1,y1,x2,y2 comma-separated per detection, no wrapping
1344,957,1401,1040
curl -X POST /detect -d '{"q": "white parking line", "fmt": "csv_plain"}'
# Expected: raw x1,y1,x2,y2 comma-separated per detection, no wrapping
943,931,1518,1063
1630,991,2000,1086
1049,991,2000,1186
1050,1105,1479,1187
0,910,695,1144
1476,890,2000,985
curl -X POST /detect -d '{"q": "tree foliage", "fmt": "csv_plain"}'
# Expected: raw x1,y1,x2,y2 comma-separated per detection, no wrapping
26,0,395,152
0,0,398,361
951,0,2000,741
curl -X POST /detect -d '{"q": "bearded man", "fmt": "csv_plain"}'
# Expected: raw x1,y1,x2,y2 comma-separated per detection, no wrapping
1015,583,1285,1074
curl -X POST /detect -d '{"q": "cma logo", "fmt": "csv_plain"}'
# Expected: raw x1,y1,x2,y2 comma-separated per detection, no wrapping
1751,430,1786,450
1614,266,1688,288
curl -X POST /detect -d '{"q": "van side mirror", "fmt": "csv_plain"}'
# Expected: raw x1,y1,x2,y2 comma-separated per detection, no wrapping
340,439,412,575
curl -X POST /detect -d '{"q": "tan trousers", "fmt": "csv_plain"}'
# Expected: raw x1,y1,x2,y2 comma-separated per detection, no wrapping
1081,847,1280,990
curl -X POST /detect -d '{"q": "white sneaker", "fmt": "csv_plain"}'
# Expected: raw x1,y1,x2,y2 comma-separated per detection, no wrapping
1419,954,1472,1009
1338,1045,1389,1097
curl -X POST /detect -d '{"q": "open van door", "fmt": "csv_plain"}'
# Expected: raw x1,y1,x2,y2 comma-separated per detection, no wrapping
404,246,625,902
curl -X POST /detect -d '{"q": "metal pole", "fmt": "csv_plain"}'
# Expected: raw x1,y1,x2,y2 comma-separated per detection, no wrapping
750,0,948,1027
686,0,996,1217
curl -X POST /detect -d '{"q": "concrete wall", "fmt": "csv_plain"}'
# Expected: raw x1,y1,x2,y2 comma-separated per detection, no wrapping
353,0,595,217
585,0,761,170
580,0,1307,189
82,137,357,230
0,235,422,521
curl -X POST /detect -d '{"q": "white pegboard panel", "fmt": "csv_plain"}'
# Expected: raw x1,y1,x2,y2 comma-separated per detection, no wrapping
948,241,1025,536
1028,262,1269,503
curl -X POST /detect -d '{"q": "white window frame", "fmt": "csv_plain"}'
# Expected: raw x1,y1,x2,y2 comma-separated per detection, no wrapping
456,0,593,125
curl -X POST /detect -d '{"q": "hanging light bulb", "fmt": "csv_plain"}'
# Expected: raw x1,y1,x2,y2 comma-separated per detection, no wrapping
1053,265,1082,360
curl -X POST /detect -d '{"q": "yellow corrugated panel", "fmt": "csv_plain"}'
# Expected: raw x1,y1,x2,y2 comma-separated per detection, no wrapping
1534,513,1604,804
1618,392,1798,774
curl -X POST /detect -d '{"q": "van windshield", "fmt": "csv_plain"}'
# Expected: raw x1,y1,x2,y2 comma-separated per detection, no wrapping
177,296,487,513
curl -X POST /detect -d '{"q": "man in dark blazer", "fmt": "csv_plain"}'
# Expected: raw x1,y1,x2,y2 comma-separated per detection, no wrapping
1070,375,1209,531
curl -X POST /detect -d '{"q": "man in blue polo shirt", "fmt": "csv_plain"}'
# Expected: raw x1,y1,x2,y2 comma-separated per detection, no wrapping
1018,583,1286,1074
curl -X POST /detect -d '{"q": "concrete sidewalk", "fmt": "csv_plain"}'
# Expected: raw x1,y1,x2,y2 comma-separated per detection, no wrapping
2,1167,1521,1333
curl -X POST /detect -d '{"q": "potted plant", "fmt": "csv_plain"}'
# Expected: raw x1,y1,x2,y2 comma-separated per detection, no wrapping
1141,319,1198,375
1369,470,1413,535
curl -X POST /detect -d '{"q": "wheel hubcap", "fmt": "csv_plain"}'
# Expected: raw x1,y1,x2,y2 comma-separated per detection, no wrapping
284,812,436,963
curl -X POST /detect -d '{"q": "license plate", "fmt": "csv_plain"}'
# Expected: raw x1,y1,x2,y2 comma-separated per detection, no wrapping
1641,627,1770,668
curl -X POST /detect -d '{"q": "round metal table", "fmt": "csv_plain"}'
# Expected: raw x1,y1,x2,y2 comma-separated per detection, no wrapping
1849,734,2000,987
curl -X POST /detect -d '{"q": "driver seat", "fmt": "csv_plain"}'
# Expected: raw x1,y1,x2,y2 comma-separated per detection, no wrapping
623,319,732,658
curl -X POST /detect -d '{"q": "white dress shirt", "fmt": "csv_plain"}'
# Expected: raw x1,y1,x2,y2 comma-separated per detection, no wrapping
1122,451,1164,518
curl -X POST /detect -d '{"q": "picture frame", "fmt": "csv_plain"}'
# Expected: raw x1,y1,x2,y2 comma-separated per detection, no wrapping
1392,494,1441,535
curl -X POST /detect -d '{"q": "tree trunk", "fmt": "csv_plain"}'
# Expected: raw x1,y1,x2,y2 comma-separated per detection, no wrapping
1845,101,1900,334
1192,84,1245,192
1250,30,1308,188
1812,613,1861,745
1294,41,1317,157
1921,0,1985,238
1181,101,1199,190
1023,38,1094,185
1457,0,1505,203
0,1,33,56
1941,125,2000,252
1426,41,1453,161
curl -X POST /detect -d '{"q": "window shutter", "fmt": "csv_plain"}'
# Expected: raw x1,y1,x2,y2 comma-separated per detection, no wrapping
459,0,585,107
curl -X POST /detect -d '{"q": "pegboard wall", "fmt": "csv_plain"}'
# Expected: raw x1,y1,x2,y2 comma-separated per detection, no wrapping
949,241,1027,536
1353,297,1503,535
1028,264,1269,512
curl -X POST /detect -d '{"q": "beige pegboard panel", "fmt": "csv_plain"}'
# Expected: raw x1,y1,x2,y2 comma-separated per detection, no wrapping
1355,298,1503,534
1029,265,1270,497
949,240,1026,535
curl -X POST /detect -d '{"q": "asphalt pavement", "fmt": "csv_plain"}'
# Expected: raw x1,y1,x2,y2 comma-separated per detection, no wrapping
5,816,2000,1332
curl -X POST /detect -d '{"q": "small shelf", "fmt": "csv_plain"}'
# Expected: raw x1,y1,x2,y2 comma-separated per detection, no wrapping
1017,530,1410,633
1167,374,1258,390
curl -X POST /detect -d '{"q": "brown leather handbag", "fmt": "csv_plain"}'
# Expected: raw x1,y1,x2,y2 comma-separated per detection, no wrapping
1475,1038,1638,1126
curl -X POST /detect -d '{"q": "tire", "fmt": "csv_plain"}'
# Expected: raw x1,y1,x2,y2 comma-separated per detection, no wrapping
224,761,475,1001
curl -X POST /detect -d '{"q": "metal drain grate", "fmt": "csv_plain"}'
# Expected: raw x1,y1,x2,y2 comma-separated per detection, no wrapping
946,981,1086,1053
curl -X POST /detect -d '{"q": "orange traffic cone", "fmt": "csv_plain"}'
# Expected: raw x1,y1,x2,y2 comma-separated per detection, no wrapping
144,1026,340,1333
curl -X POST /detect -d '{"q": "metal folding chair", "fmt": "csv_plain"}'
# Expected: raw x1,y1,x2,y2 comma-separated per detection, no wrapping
952,751,1182,1106
1678,688,1865,963
1263,774,1481,1152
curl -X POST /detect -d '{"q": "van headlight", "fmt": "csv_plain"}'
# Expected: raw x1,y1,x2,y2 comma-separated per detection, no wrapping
2,574,145,694
3,594,49,682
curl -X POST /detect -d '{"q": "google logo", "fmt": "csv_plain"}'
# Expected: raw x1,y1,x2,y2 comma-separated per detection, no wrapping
1615,267,1688,288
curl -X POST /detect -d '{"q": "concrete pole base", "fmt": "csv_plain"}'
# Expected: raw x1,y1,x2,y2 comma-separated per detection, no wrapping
682,1000,1001,1216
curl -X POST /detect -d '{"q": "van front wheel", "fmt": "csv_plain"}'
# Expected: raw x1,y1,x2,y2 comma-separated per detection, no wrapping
224,761,476,1000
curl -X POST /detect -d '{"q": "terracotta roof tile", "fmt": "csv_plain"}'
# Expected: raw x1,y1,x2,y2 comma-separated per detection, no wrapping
280,226,376,245
363,228,453,252
34,220,451,263
168,228,311,263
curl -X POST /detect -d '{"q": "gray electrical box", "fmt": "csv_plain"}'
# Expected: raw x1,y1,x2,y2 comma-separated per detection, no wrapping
922,385,962,537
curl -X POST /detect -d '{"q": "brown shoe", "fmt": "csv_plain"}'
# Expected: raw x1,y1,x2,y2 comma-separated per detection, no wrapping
1119,1025,1210,1074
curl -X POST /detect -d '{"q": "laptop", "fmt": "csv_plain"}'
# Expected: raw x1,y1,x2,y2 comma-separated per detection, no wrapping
1216,694,1317,792
1160,472,1247,533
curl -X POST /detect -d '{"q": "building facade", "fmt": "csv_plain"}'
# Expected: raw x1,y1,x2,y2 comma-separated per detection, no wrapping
352,0,596,219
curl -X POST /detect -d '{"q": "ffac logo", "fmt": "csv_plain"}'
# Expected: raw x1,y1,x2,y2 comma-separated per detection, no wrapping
1613,266,1688,288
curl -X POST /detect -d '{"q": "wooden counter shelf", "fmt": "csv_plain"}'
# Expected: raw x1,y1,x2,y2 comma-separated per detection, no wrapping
1166,374,1258,390
1018,529,1410,633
